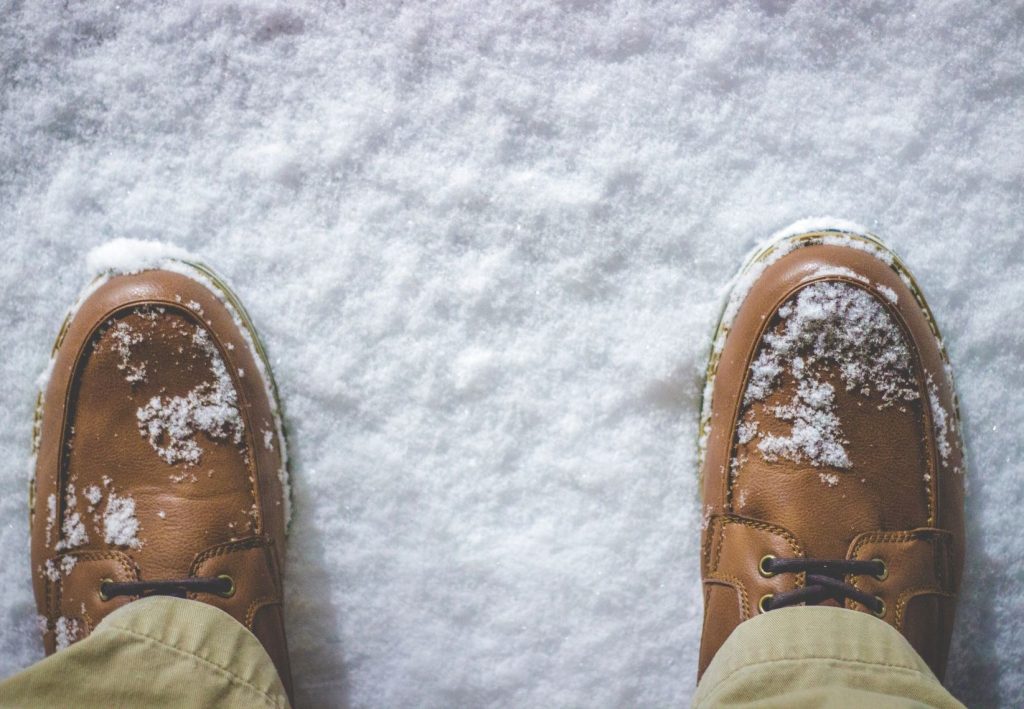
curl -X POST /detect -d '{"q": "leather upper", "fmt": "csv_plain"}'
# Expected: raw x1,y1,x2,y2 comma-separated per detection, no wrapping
698,234,965,680
31,267,292,695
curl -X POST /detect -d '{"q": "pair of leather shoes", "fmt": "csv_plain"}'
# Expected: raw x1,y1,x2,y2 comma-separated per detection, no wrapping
30,228,965,697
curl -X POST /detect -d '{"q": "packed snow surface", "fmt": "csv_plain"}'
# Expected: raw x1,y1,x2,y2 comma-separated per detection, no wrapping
1,2,1023,707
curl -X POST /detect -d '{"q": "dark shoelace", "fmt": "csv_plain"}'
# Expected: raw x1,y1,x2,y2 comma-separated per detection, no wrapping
759,557,886,614
99,575,234,600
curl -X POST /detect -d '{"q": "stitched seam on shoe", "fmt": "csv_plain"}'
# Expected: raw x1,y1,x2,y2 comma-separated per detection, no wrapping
704,574,752,621
710,516,804,577
894,588,954,631
707,517,805,618
701,515,723,570
848,532,955,608
849,535,922,600
245,596,280,629
698,655,940,707
717,516,802,560
50,552,139,634
190,535,271,572
701,517,718,572
46,552,138,638
111,625,284,708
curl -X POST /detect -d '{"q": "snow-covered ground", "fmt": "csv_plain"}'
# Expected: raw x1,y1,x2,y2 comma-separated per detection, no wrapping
2,1,1022,706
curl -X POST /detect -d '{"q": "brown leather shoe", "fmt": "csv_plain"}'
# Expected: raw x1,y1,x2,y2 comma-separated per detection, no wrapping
697,226,965,681
30,254,293,695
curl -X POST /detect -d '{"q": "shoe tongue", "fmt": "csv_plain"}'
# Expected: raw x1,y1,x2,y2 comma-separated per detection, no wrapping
731,376,932,560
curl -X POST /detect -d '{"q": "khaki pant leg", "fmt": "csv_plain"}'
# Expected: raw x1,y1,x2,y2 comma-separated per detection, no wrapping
0,596,289,708
694,606,965,709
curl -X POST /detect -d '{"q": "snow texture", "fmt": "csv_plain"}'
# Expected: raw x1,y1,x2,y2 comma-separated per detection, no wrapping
108,321,147,384
101,492,143,550
135,325,245,466
86,238,193,275
54,616,80,652
54,485,88,552
1,2,1022,707
746,277,917,408
743,281,918,471
756,377,852,469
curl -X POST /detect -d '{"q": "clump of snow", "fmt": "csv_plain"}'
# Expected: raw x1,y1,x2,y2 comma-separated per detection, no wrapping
818,472,840,487
60,555,77,575
928,375,958,473
107,321,147,384
54,616,80,651
83,484,102,508
746,282,918,407
736,420,758,445
42,554,79,583
54,485,88,552
877,284,899,304
42,560,60,583
85,239,194,275
102,492,142,549
769,218,874,243
136,326,244,465
808,265,868,283
757,378,851,469
35,358,56,392
700,505,713,532
735,488,748,509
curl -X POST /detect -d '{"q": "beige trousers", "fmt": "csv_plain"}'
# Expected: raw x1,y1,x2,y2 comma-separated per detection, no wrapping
0,600,963,708
695,606,965,708
0,596,290,708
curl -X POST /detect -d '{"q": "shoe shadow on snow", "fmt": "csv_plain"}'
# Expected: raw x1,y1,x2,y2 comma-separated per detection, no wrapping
945,418,1003,708
284,432,353,709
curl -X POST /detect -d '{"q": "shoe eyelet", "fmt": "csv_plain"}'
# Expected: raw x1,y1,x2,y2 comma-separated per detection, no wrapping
758,594,774,613
872,596,886,618
758,554,776,578
98,578,113,602
217,574,236,598
871,558,888,581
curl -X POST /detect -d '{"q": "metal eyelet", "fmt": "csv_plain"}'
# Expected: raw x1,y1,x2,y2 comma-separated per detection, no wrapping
872,596,886,618
758,554,776,578
872,558,888,581
98,578,113,602
217,574,236,598
758,594,774,613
